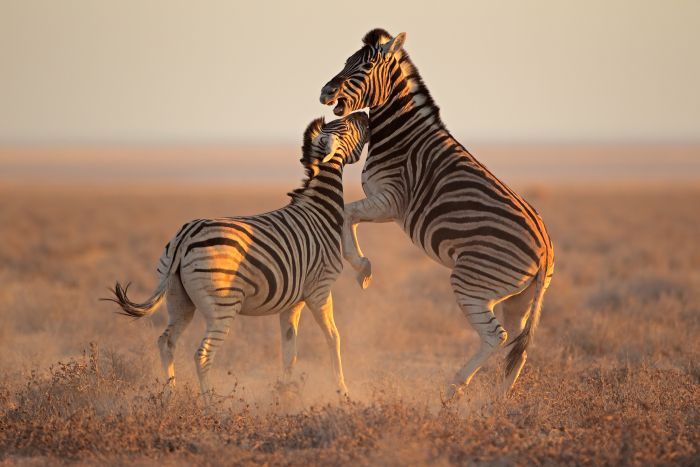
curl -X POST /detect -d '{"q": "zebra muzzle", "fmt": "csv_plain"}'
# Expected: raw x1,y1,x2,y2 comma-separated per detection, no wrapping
320,83,339,105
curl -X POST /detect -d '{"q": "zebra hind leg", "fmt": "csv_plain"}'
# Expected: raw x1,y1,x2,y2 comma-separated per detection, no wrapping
444,269,508,403
194,301,240,403
157,272,195,397
277,302,305,393
273,302,305,408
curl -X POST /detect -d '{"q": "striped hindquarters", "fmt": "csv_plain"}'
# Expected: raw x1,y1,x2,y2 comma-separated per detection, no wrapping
404,142,553,295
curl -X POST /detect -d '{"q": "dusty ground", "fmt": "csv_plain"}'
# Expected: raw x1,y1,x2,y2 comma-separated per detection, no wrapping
0,181,698,465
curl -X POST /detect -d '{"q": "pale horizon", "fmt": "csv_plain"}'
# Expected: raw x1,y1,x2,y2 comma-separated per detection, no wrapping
3,143,699,186
2,1,699,146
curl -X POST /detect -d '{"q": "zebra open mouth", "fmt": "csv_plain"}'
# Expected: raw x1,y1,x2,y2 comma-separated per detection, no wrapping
333,98,347,116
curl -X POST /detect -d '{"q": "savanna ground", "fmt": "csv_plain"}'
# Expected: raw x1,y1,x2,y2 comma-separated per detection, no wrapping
0,181,698,465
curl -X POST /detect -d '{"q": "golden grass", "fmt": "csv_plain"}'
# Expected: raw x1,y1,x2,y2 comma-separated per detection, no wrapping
0,183,698,465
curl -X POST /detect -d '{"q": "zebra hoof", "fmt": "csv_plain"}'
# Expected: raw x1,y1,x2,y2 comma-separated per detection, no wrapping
357,258,372,289
441,383,465,406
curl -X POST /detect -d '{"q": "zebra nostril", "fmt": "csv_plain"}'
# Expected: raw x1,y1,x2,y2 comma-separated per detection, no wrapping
321,84,338,97
320,84,339,104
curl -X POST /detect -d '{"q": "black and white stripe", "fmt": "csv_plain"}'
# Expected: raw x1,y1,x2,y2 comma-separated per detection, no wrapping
320,29,555,399
105,112,369,399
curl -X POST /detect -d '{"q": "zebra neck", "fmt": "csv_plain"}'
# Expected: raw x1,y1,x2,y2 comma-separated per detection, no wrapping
369,55,444,154
291,164,345,230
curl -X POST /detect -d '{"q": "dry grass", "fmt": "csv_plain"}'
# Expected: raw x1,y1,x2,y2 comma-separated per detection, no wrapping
0,182,699,465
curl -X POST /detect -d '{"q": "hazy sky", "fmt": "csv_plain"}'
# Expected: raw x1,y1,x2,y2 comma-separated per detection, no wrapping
1,0,699,145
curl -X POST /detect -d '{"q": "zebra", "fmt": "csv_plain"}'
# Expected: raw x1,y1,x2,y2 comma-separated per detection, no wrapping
319,29,554,400
104,112,369,400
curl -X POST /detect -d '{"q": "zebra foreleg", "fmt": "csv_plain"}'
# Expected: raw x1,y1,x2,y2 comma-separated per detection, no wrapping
347,223,373,289
307,292,349,398
343,193,397,289
444,269,508,403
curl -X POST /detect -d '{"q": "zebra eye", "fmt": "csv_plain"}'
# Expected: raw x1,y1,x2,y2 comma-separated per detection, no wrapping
319,136,328,145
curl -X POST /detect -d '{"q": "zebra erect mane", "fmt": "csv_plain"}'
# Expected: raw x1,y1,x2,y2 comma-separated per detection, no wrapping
402,55,438,108
301,116,325,161
288,117,325,202
363,28,392,46
393,51,444,131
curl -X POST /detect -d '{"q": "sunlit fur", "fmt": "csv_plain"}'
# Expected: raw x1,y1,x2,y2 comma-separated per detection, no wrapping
105,112,369,400
321,29,555,399
319,29,411,117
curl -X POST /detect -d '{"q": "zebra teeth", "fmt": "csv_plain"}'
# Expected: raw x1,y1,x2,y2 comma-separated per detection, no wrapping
333,98,346,116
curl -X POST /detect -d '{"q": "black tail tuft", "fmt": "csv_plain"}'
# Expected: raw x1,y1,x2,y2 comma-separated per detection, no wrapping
505,331,530,376
100,279,167,318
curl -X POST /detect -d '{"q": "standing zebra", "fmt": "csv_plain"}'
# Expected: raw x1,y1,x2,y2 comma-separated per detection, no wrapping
319,29,554,399
105,112,369,399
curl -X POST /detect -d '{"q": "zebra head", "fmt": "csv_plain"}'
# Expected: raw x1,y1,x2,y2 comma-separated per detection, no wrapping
320,28,406,116
302,112,369,172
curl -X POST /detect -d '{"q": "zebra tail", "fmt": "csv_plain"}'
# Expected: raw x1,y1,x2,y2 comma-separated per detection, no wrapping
102,278,169,318
102,224,190,318
505,254,548,376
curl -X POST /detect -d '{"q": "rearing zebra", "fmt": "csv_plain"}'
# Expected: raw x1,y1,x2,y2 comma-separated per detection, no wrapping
320,29,554,399
105,112,369,399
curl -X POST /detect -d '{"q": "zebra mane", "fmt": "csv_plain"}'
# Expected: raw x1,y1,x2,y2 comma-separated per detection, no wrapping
289,117,325,201
301,116,325,162
396,52,443,129
363,28,392,46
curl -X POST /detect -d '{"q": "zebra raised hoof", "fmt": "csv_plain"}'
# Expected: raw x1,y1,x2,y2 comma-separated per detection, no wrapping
320,29,555,399
104,112,369,401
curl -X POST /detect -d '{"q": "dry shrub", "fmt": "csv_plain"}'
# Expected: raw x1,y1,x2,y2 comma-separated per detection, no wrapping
2,344,698,465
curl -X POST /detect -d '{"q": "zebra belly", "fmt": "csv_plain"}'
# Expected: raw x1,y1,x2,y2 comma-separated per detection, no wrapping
238,291,304,316
402,202,541,292
235,266,308,316
402,220,457,269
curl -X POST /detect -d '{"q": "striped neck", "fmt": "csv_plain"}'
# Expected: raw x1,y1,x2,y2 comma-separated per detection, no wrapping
289,161,345,232
369,53,444,148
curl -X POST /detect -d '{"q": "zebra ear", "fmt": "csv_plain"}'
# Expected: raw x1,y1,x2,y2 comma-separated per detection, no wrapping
382,32,406,58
